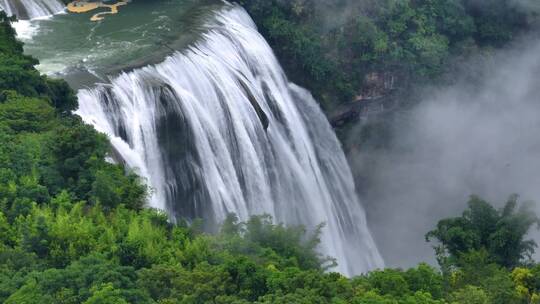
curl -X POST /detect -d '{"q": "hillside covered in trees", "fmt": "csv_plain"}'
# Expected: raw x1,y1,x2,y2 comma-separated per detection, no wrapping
239,0,539,110
2,1,540,303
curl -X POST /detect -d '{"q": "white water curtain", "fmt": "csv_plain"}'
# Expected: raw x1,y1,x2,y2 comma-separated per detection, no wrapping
76,5,384,276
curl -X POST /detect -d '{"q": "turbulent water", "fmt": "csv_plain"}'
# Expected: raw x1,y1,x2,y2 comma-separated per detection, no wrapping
0,0,64,19
16,0,216,84
76,5,383,275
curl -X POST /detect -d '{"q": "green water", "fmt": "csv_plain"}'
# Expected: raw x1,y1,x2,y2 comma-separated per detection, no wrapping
19,0,221,87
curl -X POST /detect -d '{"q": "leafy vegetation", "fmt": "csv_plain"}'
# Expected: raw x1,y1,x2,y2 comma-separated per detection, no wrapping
237,0,538,110
2,192,540,303
3,5,540,304
426,195,540,269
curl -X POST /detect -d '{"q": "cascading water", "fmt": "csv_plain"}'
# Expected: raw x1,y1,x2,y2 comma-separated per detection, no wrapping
76,5,384,275
0,0,64,19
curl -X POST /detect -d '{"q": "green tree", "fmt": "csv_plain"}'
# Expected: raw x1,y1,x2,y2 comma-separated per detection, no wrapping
83,283,129,304
426,195,540,268
5,254,150,304
449,285,488,304
404,263,444,299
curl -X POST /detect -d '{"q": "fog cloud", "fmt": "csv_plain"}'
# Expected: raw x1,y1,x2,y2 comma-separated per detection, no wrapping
349,36,540,268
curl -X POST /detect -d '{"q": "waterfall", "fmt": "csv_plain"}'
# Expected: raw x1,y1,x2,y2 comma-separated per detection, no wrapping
76,5,383,276
0,0,64,19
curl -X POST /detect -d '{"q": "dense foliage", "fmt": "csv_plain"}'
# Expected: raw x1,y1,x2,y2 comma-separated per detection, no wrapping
237,0,538,110
3,6,540,304
2,193,540,304
0,11,146,213
427,195,540,269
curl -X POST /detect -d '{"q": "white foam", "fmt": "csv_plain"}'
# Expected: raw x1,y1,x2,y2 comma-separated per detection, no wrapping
11,2,66,41
13,20,39,41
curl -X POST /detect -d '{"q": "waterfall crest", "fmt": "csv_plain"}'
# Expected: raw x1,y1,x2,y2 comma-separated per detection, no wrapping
0,0,64,19
76,5,383,275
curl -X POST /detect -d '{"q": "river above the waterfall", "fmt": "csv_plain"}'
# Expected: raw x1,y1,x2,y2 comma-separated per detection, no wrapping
17,0,221,88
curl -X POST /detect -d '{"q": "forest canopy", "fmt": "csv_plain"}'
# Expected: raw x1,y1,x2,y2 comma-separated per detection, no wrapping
2,3,540,303
238,0,538,109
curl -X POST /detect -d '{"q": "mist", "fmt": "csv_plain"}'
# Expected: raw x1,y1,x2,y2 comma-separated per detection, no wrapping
310,0,374,29
349,36,540,268
509,0,540,12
